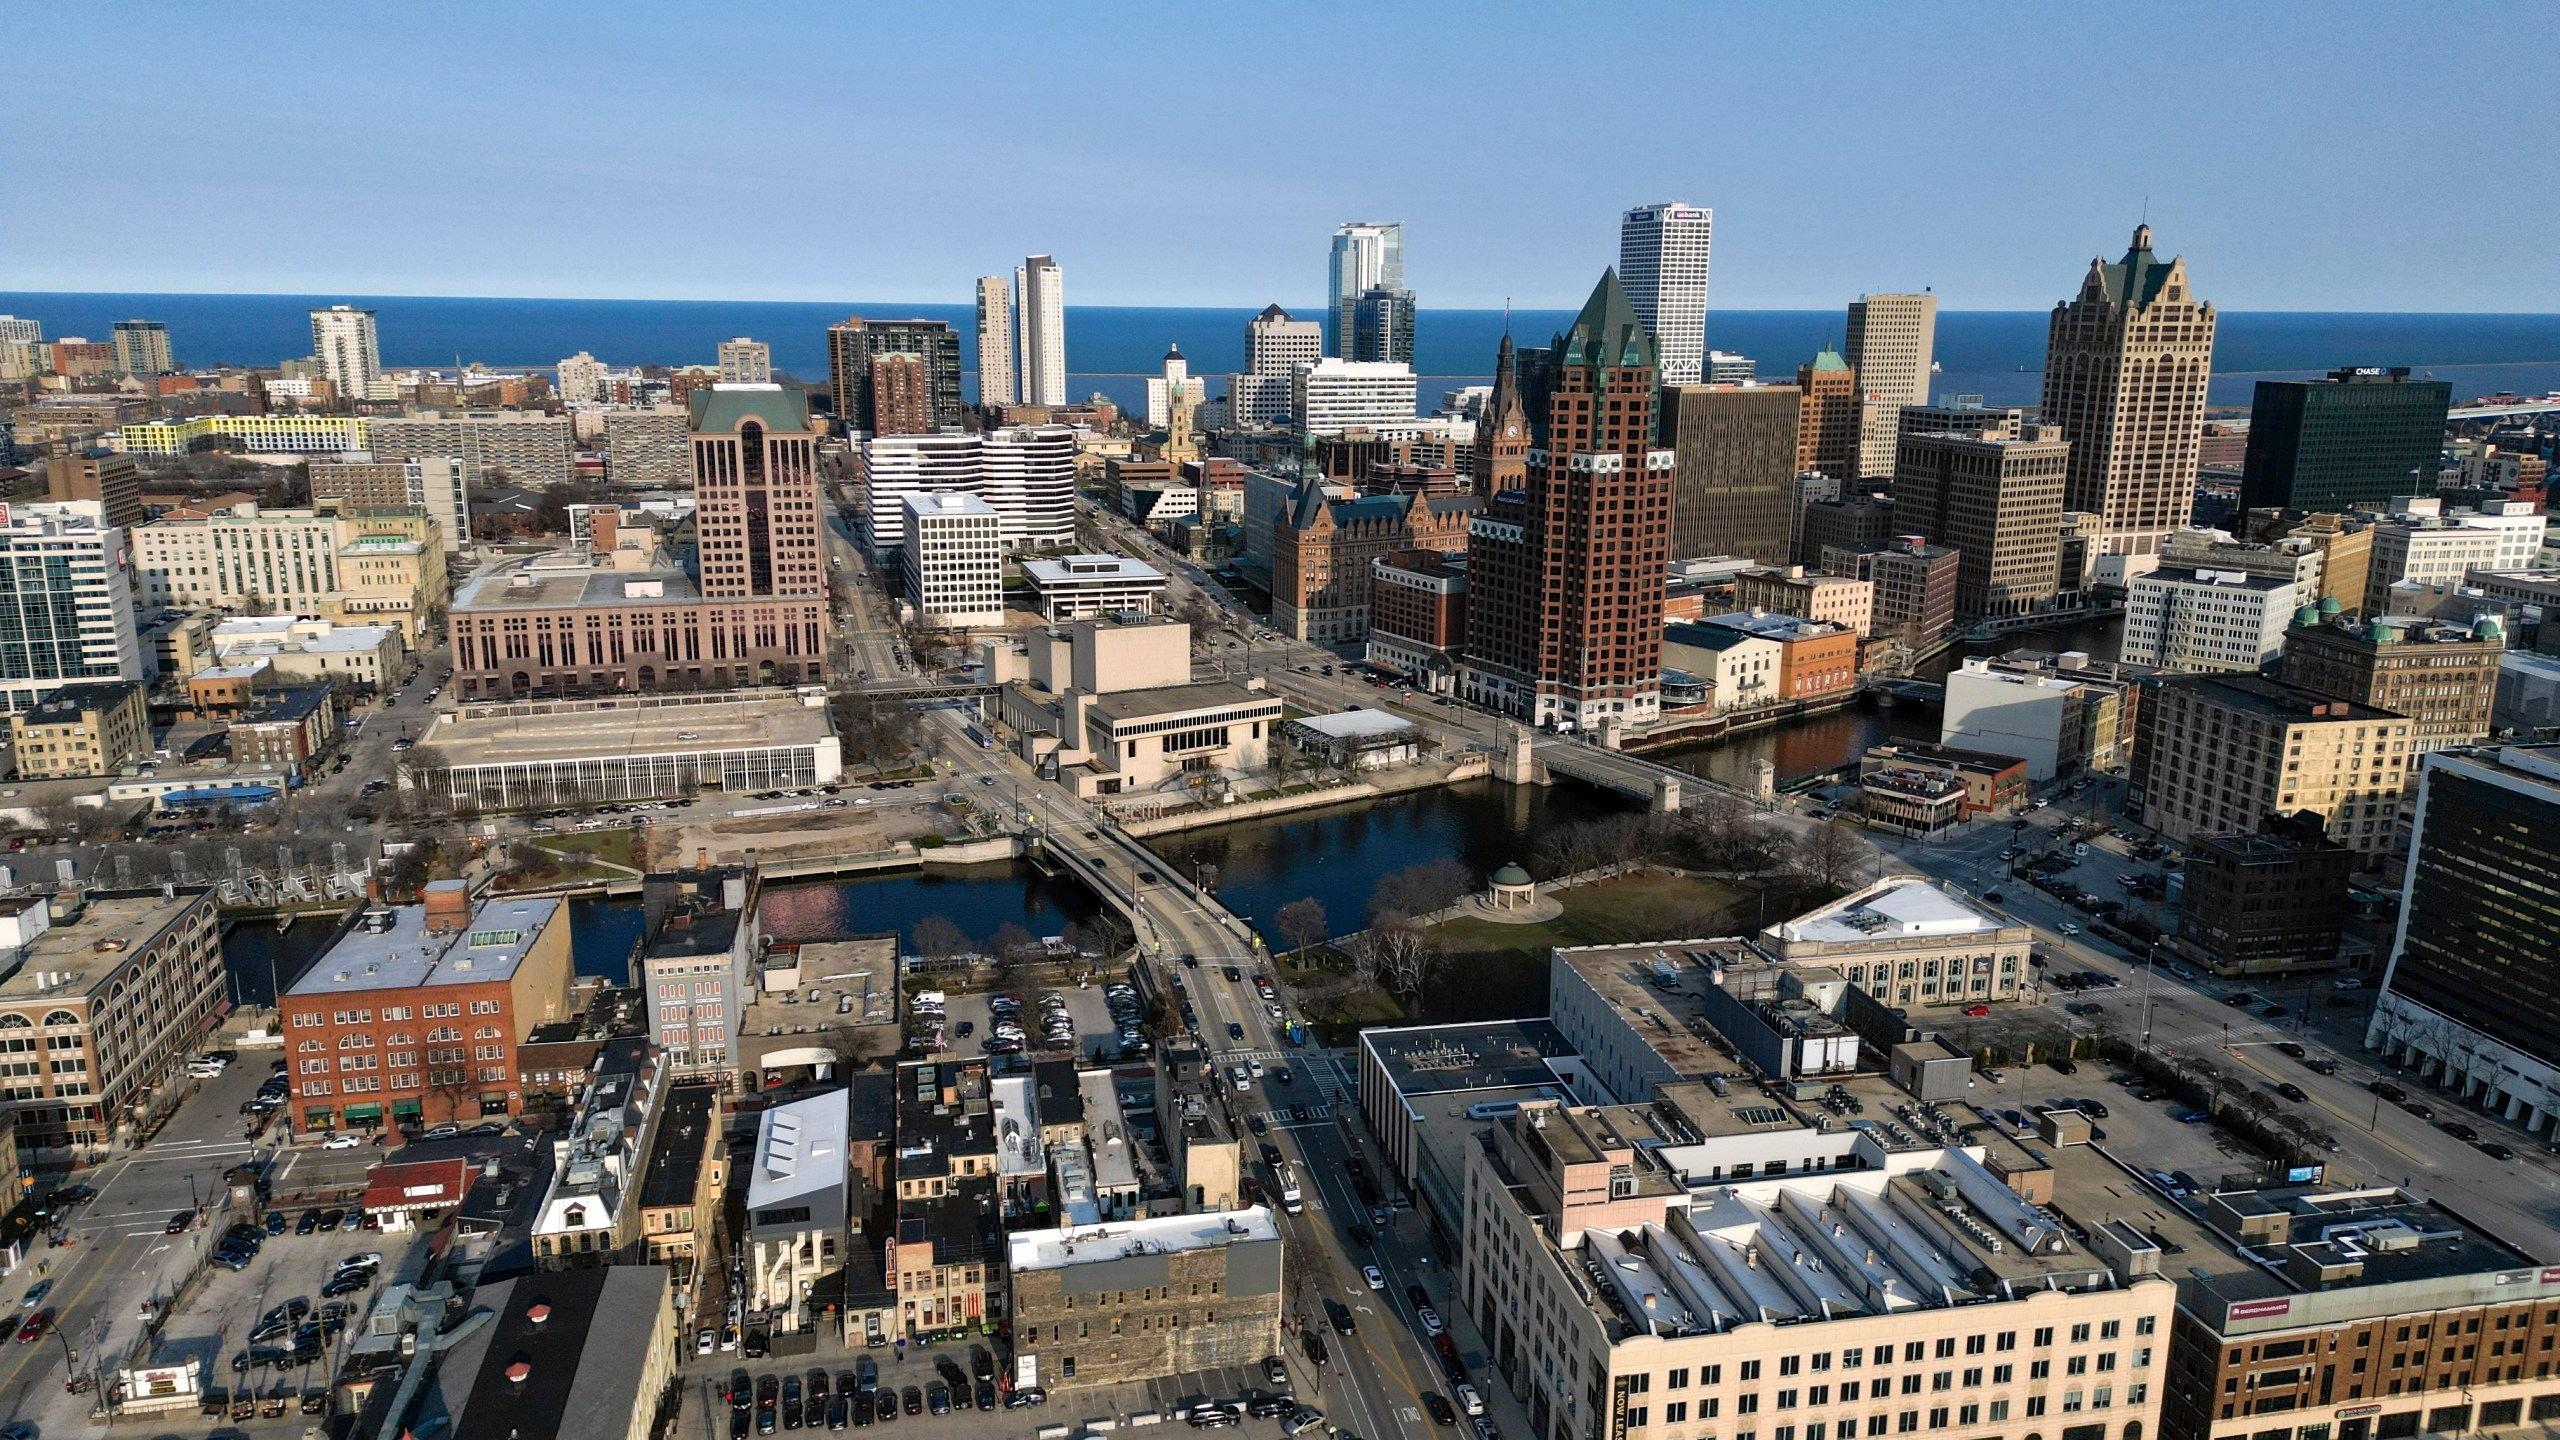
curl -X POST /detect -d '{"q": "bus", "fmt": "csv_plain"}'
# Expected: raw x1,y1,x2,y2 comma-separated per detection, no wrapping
1273,1159,1304,1214
962,725,992,749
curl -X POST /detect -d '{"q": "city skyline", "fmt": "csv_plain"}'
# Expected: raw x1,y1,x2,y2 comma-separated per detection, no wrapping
9,4,2554,312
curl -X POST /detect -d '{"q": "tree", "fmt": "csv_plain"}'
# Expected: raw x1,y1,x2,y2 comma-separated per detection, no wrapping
1063,911,1134,959
910,913,970,960
1794,820,1871,895
989,922,1036,964
1369,857,1471,923
1275,897,1329,957
1361,911,1443,1001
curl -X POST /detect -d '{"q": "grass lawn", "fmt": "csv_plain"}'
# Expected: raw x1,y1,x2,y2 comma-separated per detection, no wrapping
538,828,640,872
1418,871,1752,1020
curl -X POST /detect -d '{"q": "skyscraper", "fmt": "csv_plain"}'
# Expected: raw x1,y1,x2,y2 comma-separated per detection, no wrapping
2041,225,2217,558
1232,304,1322,428
309,305,381,399
1617,202,1712,385
690,385,824,602
974,276,1015,409
716,337,773,385
1327,223,1404,359
2241,366,2453,514
2369,744,2560,1121
109,319,172,376
555,351,607,404
1350,286,1417,365
1658,384,1800,564
0,505,144,712
826,317,963,433
1844,293,1936,477
1795,347,1860,479
1461,270,1675,732
1894,422,2070,619
1012,255,1067,407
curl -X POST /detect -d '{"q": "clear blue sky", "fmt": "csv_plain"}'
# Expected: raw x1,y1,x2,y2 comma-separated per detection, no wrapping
11,2,2552,312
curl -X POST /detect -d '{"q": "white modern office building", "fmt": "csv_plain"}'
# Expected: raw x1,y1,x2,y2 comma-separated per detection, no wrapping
1020,554,1169,622
901,493,1005,627
1617,202,1712,384
1013,255,1067,407
2120,566,2298,673
1230,304,1324,429
0,505,145,711
308,305,382,398
1291,358,1418,437
856,433,984,555
982,424,1077,549
1326,222,1404,358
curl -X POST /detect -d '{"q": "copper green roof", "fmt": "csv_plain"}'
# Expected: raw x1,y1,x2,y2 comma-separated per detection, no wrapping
1808,345,1850,372
2094,224,2176,308
1553,268,1657,370
686,385,810,435
1489,864,1533,887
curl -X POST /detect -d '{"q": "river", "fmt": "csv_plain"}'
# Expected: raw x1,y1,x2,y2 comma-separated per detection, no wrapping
217,616,2121,1006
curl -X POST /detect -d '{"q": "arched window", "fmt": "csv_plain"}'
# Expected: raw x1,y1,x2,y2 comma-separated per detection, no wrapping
0,1014,30,1029
2124,1425,2143,1440
565,1204,587,1228
42,1010,77,1028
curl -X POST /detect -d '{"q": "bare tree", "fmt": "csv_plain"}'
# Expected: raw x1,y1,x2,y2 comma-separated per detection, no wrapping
989,922,1036,964
1362,911,1443,1001
1275,897,1329,957
910,913,970,960
1794,821,1871,895
1369,856,1471,922
1063,912,1133,959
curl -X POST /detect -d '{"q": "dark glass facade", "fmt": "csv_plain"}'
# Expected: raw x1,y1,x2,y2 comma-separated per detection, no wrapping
1658,384,1799,565
826,319,964,433
2240,367,2451,514
2389,759,2560,1063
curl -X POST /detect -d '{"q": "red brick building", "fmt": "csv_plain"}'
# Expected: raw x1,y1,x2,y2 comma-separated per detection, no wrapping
1365,549,1467,692
1271,483,1474,646
281,883,575,1134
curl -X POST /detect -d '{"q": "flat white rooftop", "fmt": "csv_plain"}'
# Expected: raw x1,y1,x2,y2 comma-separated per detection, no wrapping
1008,1206,1279,1273
1775,878,2004,945
1022,554,1166,585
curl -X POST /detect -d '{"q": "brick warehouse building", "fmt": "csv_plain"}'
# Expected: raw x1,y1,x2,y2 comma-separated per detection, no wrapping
451,385,829,698
1007,1208,1283,1393
282,882,574,1133
1270,481,1475,645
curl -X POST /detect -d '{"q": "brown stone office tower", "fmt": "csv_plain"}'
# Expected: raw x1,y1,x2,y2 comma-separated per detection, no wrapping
2041,224,2217,559
1794,345,1860,479
1459,270,1674,733
690,386,826,605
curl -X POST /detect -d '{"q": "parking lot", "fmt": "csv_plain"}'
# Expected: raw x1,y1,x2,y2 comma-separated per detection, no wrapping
150,1195,399,1416
669,1331,1324,1440
925,980,1141,1064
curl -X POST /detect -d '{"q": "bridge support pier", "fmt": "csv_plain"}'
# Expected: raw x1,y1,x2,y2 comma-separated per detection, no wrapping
1651,774,1682,813
1493,724,1546,786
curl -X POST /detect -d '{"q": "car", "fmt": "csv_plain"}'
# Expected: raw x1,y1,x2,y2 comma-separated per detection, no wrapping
2306,1058,2341,1075
15,1308,50,1342
2057,923,2080,936
1347,1224,1373,1246
2331,976,2366,991
1227,1021,1245,1040
1248,1114,1267,1135
1982,891,2005,904
19,1279,51,1309
956,1020,973,1038
2274,1041,2308,1059
320,1275,368,1299
166,1210,197,1233
2275,1083,2308,1103
467,1122,506,1136
1326,1298,1356,1334
1419,1305,1445,1334
1261,1142,1284,1166
2226,992,2260,1008
265,1210,289,1235
1245,1392,1293,1419
322,1132,362,1150
2261,1005,2289,1020
2065,1002,2103,1016
875,1390,899,1422
1274,1066,1293,1085
2479,1141,2517,1161
342,1251,383,1270
422,1123,462,1140
1962,1004,1990,1017
342,1207,367,1230
1363,1265,1386,1289
296,1210,322,1235
1291,1104,1311,1122
2048,1056,2079,1075
902,1386,924,1416
2172,1108,2213,1124
1456,1384,1487,1417
974,1382,997,1412
2439,1120,2479,1143
1267,1357,1290,1388
2368,1080,2407,1102
1003,1387,1049,1409
1187,1405,1241,1429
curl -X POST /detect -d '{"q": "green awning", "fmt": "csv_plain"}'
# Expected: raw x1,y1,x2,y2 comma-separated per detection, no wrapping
390,1100,423,1118
343,1103,384,1122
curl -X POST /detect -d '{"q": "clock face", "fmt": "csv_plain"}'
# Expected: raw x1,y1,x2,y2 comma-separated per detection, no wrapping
1505,423,1519,439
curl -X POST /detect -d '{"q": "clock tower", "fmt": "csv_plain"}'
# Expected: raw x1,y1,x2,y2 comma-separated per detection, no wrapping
1473,330,1531,493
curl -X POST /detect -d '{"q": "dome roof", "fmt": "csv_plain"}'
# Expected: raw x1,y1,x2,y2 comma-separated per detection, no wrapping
1489,864,1534,888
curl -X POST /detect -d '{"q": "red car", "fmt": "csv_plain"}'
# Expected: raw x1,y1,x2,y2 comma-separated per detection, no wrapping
1963,1004,1991,1017
16,1308,52,1343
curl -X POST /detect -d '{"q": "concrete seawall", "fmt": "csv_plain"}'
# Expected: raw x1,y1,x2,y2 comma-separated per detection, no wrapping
1119,755,1491,837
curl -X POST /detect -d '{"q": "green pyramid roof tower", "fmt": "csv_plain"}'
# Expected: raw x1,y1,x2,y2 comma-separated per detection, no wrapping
1554,268,1658,371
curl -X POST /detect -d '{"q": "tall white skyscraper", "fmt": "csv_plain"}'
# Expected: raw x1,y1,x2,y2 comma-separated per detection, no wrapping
1012,255,1067,407
975,275,1016,408
1327,223,1404,358
1230,304,1324,428
1616,202,1712,385
1844,292,1939,478
308,305,381,398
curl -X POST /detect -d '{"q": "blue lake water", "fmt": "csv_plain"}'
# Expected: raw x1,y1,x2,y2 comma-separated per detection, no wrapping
11,291,2559,417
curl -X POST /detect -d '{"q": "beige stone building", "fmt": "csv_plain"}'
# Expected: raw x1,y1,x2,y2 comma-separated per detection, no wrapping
2041,225,2216,559
2277,613,2503,753
7,681,149,779
1007,1208,1283,1393
1461,1099,2178,1440
0,888,224,1160
1759,877,2034,1006
1731,566,1875,638
1894,422,2071,620
2128,675,2411,857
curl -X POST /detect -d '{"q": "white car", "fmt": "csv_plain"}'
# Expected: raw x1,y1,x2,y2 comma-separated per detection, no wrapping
1456,1384,1486,1417
697,1328,717,1356
2057,923,2081,936
321,1133,362,1150
1363,1265,1385,1290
